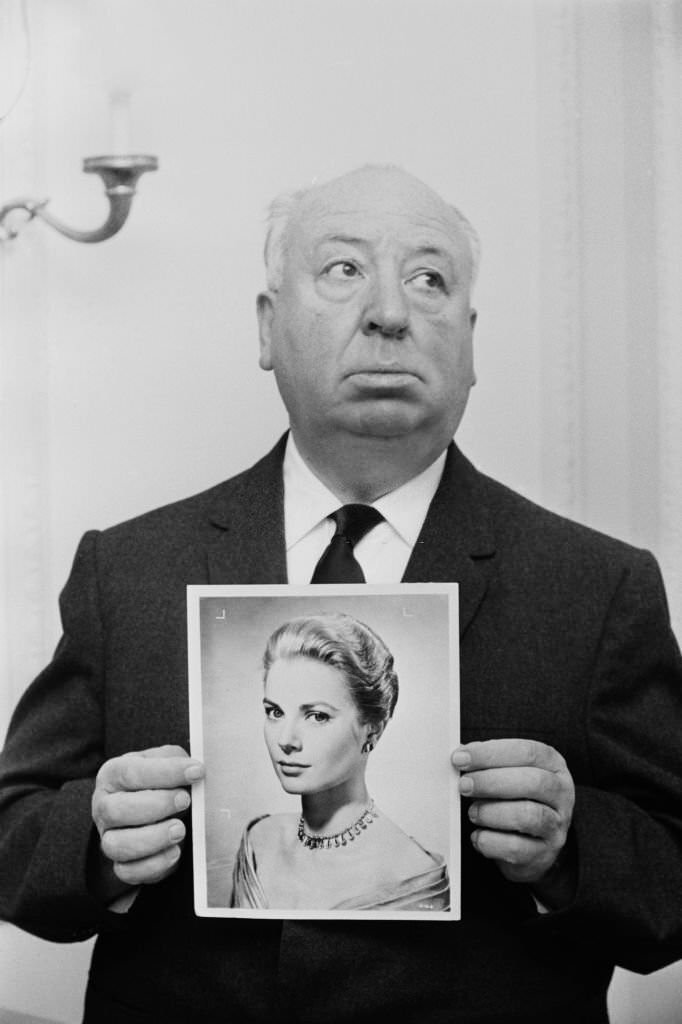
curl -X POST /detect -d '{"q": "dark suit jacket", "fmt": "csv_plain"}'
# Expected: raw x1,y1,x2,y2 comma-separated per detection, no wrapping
1,437,681,1024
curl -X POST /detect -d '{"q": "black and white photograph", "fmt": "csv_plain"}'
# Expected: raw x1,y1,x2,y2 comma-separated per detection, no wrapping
188,584,459,920
1,2,682,1022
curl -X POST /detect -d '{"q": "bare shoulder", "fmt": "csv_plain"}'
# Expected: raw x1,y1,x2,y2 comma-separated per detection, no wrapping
248,813,298,858
373,811,441,877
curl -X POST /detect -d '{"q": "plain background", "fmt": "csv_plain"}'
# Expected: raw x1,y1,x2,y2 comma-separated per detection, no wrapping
1,0,681,1021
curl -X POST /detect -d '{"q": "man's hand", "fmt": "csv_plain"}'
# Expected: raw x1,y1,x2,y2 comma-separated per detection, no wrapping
92,745,204,888
452,739,575,890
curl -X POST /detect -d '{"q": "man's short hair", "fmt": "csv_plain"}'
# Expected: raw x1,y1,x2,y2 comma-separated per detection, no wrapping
263,166,482,293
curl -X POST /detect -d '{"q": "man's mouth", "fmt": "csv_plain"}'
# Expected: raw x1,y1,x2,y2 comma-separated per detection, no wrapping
347,369,418,388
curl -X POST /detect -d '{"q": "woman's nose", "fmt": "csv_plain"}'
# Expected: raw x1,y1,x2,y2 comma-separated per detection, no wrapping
278,723,302,752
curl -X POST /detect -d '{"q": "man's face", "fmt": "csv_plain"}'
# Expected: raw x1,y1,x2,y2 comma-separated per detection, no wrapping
258,167,477,455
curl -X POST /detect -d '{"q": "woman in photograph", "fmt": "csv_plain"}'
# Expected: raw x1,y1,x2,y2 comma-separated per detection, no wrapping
231,612,449,911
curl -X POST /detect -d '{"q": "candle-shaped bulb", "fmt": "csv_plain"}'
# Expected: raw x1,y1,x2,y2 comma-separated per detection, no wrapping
109,91,132,154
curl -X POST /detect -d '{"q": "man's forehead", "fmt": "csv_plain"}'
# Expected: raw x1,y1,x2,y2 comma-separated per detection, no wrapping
289,168,467,252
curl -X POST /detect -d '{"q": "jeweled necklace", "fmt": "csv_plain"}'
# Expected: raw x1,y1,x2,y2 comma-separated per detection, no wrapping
297,800,378,850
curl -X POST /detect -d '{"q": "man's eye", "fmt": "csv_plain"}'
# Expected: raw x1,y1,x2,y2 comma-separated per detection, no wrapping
325,261,360,280
409,271,446,292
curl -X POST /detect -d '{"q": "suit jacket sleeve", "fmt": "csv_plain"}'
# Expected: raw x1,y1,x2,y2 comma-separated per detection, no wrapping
0,531,128,941
532,548,682,973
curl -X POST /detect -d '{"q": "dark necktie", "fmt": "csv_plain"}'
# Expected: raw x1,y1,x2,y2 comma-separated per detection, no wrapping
310,504,384,583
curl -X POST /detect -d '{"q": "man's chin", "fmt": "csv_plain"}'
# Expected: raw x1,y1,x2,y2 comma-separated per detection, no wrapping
343,401,426,439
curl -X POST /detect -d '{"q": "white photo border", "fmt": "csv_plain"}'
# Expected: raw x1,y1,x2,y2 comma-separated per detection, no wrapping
188,583,460,921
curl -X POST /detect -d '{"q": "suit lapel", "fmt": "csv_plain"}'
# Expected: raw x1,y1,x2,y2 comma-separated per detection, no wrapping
206,437,288,584
203,437,496,635
403,444,496,635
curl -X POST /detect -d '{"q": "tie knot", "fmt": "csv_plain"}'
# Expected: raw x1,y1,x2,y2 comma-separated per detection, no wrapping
331,504,384,547
310,505,383,583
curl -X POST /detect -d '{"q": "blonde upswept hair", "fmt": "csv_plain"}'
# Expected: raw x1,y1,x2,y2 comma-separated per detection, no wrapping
263,612,398,731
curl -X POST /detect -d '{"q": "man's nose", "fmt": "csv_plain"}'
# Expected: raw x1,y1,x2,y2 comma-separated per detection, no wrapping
362,271,409,339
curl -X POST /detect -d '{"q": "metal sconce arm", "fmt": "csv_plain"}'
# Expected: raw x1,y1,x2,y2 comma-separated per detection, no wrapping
0,154,158,243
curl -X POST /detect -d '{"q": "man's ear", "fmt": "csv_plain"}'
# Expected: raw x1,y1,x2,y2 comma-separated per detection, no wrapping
256,291,276,370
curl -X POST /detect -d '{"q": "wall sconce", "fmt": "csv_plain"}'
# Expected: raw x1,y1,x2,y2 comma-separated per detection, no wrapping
0,154,158,243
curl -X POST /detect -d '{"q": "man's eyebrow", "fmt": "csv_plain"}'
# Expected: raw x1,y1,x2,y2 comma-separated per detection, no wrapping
316,234,367,248
411,244,456,261
312,236,460,270
317,237,457,260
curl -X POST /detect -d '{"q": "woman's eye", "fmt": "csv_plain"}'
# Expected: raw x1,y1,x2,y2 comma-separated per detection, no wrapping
264,705,283,720
410,271,446,292
308,711,330,723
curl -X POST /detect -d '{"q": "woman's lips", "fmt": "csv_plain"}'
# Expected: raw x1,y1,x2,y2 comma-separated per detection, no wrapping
278,761,310,774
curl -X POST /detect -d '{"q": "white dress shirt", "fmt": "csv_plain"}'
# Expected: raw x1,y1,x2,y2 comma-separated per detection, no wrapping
283,434,447,583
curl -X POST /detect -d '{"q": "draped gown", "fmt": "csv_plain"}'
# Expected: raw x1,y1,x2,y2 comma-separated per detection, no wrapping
231,815,451,912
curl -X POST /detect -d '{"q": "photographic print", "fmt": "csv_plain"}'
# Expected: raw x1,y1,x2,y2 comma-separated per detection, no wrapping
188,583,459,921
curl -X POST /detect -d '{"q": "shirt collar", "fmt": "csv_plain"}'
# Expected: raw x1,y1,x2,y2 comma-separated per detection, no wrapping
283,433,447,550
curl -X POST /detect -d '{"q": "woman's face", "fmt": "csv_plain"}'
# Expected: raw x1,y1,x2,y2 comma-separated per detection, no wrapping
263,655,369,796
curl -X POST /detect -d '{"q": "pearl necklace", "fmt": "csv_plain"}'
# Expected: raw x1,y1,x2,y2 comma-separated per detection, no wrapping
297,800,378,850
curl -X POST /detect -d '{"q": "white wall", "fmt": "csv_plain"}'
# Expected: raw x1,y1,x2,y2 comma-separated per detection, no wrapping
1,1,681,1021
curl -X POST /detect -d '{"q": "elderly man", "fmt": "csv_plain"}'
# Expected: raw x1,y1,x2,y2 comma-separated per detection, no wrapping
1,165,681,1024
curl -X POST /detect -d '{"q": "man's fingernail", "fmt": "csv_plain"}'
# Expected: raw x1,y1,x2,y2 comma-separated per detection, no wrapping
168,821,185,842
459,776,474,796
452,750,472,769
175,790,191,811
185,763,204,782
